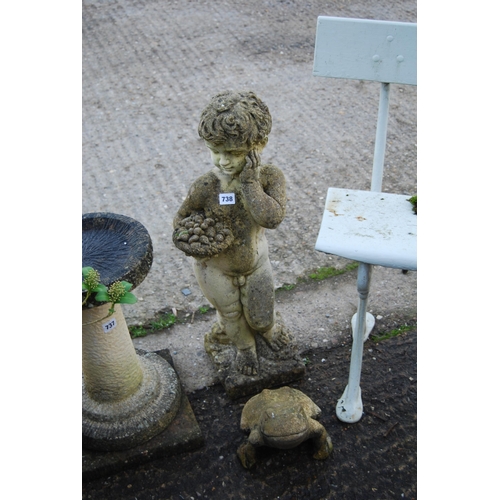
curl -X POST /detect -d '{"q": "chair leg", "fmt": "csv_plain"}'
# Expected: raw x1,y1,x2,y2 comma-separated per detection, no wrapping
351,311,375,342
336,262,373,423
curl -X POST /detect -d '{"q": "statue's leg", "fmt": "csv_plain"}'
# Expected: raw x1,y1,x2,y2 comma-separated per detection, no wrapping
194,261,258,375
240,260,290,351
309,420,333,460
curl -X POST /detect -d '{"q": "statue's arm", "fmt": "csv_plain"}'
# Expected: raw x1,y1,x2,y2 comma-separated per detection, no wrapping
241,157,286,229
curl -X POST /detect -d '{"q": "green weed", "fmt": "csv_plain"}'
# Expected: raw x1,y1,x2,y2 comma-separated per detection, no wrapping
150,313,177,332
309,262,359,280
408,195,417,214
371,324,416,343
278,283,296,292
129,325,148,338
129,312,177,339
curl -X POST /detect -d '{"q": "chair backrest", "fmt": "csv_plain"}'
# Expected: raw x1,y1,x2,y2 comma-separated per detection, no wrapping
313,17,416,85
312,17,416,192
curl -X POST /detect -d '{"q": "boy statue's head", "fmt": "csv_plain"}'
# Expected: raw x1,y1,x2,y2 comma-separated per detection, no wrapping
198,91,272,152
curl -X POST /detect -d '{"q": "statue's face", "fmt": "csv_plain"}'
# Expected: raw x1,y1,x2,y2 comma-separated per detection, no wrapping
205,140,250,177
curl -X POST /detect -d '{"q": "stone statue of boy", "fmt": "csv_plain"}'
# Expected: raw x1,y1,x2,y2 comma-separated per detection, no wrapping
173,90,290,377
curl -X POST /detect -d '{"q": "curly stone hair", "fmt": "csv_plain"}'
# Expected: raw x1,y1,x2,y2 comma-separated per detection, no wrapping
198,90,272,150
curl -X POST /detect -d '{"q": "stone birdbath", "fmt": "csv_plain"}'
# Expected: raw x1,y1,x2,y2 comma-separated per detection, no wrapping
82,212,181,452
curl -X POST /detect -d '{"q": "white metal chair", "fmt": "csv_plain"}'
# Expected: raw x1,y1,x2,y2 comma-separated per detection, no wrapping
312,17,417,423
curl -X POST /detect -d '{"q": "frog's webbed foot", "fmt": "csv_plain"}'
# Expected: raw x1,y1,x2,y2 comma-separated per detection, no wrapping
237,441,257,469
310,420,333,460
235,346,259,376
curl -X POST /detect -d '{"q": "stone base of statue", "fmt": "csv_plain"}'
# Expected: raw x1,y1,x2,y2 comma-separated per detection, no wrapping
204,313,305,399
83,349,204,481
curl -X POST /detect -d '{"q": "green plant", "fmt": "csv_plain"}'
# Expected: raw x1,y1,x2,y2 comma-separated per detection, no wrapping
309,262,359,280
198,305,211,314
279,284,296,291
129,325,148,338
150,313,177,332
129,313,177,338
371,324,416,343
302,357,311,366
276,264,359,292
82,267,107,306
82,266,137,324
408,195,417,214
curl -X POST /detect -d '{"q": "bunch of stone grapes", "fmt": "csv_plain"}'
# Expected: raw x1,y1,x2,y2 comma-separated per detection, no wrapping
173,212,233,256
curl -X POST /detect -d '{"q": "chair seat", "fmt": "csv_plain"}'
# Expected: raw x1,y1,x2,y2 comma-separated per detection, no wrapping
315,187,417,270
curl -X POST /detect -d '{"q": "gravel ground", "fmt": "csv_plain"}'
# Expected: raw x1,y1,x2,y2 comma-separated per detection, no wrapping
82,0,417,326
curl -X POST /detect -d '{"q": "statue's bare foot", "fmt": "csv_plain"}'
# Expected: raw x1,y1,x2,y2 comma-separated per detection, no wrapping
207,322,231,345
261,324,291,351
235,346,259,376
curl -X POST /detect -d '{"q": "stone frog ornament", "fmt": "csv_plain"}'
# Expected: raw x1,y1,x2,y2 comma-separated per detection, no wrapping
237,386,333,469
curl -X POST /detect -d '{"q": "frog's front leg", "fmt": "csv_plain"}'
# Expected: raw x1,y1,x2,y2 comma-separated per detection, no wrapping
237,427,264,468
237,440,257,469
309,419,333,460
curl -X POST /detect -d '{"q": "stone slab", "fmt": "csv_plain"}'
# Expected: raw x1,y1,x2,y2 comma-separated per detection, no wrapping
205,317,306,399
82,349,204,481
222,357,306,400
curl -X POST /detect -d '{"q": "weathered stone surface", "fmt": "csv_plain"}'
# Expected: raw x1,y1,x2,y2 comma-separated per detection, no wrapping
237,386,333,469
82,349,182,452
82,349,204,481
204,313,305,399
173,91,304,391
82,212,153,307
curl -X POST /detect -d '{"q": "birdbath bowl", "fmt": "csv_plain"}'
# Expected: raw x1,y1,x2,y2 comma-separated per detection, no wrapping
82,212,181,452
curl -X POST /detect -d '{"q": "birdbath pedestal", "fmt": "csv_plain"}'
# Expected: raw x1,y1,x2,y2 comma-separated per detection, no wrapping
82,212,181,452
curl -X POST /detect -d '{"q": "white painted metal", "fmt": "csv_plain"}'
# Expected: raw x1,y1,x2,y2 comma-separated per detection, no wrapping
315,188,417,270
313,17,417,85
351,312,375,343
372,83,390,192
336,263,372,422
312,17,417,423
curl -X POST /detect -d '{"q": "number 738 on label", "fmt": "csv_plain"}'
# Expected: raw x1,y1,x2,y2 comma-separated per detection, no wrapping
219,193,236,205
